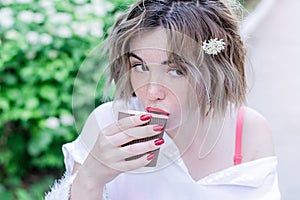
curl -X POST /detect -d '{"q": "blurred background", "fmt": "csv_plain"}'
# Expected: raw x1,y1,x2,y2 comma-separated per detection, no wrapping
245,0,300,199
0,0,134,199
1,0,298,199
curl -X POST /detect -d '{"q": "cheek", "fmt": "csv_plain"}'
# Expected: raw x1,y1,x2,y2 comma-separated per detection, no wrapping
163,88,189,130
165,81,198,128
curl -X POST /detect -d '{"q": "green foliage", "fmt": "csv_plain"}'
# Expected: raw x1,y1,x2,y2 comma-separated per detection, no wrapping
0,0,134,199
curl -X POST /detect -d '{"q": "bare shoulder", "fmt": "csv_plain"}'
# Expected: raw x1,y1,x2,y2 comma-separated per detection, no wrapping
242,106,275,161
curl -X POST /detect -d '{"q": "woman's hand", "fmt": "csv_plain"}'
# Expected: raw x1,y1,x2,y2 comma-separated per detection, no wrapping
81,113,164,184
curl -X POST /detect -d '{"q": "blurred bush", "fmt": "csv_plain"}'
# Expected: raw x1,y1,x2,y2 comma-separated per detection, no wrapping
0,0,133,199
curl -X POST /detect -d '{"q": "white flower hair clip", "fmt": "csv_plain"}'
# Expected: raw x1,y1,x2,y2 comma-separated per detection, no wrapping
202,38,226,55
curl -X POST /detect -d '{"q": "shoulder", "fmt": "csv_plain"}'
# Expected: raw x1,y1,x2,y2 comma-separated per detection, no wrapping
94,101,114,115
241,106,275,162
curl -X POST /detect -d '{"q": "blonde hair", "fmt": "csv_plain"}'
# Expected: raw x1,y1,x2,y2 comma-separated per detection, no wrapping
105,0,247,117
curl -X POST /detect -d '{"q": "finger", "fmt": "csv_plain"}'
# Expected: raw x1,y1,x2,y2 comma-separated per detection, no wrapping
113,153,156,172
102,114,152,136
117,138,164,160
108,125,164,147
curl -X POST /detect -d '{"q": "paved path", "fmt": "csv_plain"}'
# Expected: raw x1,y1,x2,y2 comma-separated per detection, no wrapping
245,0,300,199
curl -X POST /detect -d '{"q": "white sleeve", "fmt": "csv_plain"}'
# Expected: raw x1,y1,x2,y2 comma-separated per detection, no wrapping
44,172,77,200
62,136,89,174
44,172,110,200
45,102,117,200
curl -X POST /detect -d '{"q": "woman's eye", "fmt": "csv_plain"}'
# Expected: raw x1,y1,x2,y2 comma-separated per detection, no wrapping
132,64,148,72
168,69,184,77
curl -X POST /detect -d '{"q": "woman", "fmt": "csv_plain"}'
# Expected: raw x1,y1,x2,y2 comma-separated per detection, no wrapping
45,0,281,199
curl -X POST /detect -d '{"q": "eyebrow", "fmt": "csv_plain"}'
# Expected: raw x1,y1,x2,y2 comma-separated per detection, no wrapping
128,52,172,65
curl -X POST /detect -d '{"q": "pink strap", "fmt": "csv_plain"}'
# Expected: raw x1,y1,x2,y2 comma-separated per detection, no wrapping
234,107,244,165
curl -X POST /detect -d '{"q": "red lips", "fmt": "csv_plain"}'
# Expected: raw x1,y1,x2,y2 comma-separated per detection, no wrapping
146,106,169,116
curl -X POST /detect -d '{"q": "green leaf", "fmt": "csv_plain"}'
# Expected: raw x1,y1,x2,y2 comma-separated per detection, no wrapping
40,85,58,101
28,129,53,156
0,97,10,111
25,97,39,109
16,188,32,200
0,191,13,200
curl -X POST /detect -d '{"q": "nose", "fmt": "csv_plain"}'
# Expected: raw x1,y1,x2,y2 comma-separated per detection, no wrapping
146,82,166,101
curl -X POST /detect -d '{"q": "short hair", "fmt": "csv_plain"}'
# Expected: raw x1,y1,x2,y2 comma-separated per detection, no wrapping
105,0,247,117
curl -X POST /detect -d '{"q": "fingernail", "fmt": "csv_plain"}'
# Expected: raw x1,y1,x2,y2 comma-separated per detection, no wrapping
153,125,164,132
147,153,155,161
140,114,152,121
154,138,164,146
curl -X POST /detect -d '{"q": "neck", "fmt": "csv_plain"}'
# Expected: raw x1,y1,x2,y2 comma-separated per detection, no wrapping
166,110,225,159
166,110,211,154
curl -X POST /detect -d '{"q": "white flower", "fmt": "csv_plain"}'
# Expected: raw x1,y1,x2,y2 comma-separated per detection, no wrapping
73,0,87,4
202,38,226,55
18,10,35,23
45,117,60,129
16,0,33,4
25,31,39,44
40,33,53,45
5,30,19,40
91,0,114,14
0,17,14,28
39,0,56,14
25,51,36,59
48,50,58,59
103,1,114,12
0,8,14,28
56,26,72,38
33,13,45,23
92,5,106,17
0,7,13,16
39,0,53,8
49,12,72,24
60,114,74,126
2,0,14,6
71,22,89,37
89,22,103,37
75,5,92,19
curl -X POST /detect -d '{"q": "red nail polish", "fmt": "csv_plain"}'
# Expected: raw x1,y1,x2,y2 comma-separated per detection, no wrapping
140,114,152,121
154,138,164,146
147,154,155,161
153,125,164,131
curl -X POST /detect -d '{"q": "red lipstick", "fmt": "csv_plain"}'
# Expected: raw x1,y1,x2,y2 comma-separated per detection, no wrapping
146,106,170,116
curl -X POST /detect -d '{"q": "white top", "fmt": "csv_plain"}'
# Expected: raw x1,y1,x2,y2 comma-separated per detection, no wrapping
62,100,281,200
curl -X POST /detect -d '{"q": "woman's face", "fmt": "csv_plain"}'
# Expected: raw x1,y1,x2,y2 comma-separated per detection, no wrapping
129,28,197,131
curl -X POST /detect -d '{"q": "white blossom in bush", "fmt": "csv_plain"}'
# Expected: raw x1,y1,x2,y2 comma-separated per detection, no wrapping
48,50,59,59
39,0,56,14
16,0,33,4
25,31,39,44
56,26,72,38
0,8,14,28
73,0,88,4
5,30,19,40
45,117,60,129
25,51,36,59
33,13,45,24
71,22,90,37
18,10,35,23
49,12,72,24
92,1,114,16
74,5,92,19
89,21,104,37
2,0,14,6
60,114,74,126
40,33,53,45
